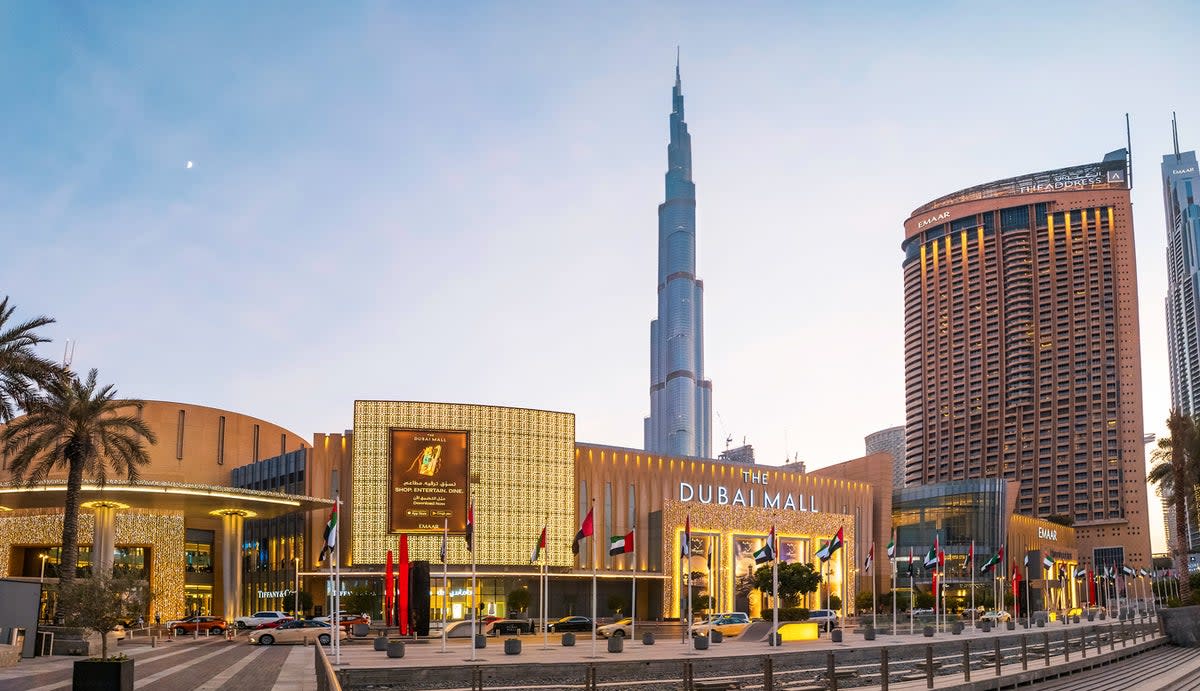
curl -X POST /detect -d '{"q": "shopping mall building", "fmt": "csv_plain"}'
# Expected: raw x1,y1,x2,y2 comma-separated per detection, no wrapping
2,398,1093,624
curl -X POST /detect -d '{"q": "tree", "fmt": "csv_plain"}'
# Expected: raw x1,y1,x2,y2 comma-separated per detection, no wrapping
1,369,157,584
342,586,379,618
915,591,935,609
57,573,150,660
605,593,628,615
855,590,874,613
693,594,713,614
1150,411,1200,604
0,297,60,423
829,595,842,611
752,562,822,606
297,590,314,617
508,588,531,614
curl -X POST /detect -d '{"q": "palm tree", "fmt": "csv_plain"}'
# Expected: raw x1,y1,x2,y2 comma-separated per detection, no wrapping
1149,411,1200,604
0,296,61,422
1,369,157,583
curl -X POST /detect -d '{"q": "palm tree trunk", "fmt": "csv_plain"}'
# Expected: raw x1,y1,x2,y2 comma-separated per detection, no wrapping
59,457,85,584
1175,463,1192,604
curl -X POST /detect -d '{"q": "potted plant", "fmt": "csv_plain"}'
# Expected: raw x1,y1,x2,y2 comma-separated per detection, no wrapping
59,573,150,691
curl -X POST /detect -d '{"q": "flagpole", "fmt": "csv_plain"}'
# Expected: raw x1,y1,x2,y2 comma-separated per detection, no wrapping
441,519,448,653
771,527,778,645
891,548,897,638
591,498,597,659
706,535,713,643
970,541,975,628
631,524,637,644
470,503,477,663
908,549,914,636
686,514,693,643
1024,562,1030,629
334,492,341,666
871,542,877,632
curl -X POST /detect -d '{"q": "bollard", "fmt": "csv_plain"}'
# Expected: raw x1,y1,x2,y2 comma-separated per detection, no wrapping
881,647,889,691
1043,632,1049,667
606,636,622,654
505,638,522,655
962,640,970,682
475,634,487,650
711,630,724,644
386,640,405,658
1021,635,1028,670
925,645,934,690
763,654,774,691
994,637,1002,677
828,652,838,691
642,632,655,646
562,632,575,647
151,636,157,648
374,636,388,651
831,629,842,643
693,636,709,651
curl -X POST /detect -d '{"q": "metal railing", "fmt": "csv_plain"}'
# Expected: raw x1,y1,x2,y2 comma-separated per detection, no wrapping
315,641,342,691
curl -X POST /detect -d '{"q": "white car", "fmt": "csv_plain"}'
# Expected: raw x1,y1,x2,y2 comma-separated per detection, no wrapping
234,611,292,629
807,609,840,628
597,618,633,638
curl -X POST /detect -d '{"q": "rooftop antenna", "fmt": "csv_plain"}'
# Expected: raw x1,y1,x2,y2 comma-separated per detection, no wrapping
1125,112,1134,191
1173,111,1181,160
62,339,75,369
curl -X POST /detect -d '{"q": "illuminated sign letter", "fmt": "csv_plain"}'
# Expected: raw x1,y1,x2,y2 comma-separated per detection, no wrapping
698,485,713,504
784,494,797,511
732,489,747,507
764,493,780,509
679,482,695,502
717,486,730,505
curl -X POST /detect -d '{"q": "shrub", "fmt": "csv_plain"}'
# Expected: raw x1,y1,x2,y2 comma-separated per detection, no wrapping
775,607,810,621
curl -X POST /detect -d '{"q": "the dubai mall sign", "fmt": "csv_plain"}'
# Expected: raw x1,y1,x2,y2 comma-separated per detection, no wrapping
389,429,469,533
678,469,820,513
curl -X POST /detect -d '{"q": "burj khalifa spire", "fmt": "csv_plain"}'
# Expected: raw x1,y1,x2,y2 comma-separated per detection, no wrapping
644,57,712,459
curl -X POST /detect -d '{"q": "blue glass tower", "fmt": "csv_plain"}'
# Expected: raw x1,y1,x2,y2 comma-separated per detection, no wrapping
1164,122,1200,415
645,61,712,459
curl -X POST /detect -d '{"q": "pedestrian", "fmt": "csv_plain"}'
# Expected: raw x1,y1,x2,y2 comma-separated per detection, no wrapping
155,612,161,628
137,615,145,629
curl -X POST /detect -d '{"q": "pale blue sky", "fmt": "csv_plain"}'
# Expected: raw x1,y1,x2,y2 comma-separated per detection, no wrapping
2,2,1196,550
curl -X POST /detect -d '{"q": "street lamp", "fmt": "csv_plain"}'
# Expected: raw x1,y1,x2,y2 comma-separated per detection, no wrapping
293,557,301,617
39,553,49,584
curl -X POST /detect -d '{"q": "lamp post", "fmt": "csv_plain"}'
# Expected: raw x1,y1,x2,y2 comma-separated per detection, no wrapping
39,553,49,584
294,557,301,617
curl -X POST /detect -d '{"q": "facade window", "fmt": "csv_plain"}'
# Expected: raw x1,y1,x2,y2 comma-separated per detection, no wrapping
176,409,185,460
217,416,226,465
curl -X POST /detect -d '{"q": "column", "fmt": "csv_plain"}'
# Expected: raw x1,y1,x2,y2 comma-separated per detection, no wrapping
90,503,120,576
217,510,247,624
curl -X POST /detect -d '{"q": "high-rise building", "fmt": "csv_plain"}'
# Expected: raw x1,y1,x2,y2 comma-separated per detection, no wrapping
900,149,1151,569
1162,116,1200,553
865,425,906,489
645,61,712,459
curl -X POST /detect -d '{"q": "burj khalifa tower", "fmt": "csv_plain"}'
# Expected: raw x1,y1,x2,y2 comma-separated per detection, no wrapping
644,60,712,459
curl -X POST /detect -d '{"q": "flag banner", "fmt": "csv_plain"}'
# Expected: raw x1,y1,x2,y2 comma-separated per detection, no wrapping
1043,554,1054,570
681,515,691,558
1121,565,1136,576
572,506,594,556
439,522,447,564
1023,554,1030,570
464,502,474,552
609,530,635,557
980,552,1001,574
531,526,547,562
1074,567,1086,578
753,526,776,564
886,531,896,559
815,526,843,562
967,541,974,569
923,545,938,570
1139,568,1149,577
863,542,874,573
319,504,338,562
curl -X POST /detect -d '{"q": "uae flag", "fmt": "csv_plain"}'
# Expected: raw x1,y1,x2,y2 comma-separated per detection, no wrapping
318,504,338,562
923,534,940,570
816,526,843,562
571,506,594,556
465,502,475,552
886,531,896,559
1043,554,1054,571
967,541,974,571
609,530,635,557
1121,565,1136,576
863,542,874,573
1074,567,1087,578
531,526,547,563
980,550,1002,575
1139,568,1149,577
753,526,776,564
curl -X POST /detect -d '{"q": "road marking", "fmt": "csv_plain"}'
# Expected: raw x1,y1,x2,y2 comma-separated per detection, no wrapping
194,644,267,690
134,642,241,689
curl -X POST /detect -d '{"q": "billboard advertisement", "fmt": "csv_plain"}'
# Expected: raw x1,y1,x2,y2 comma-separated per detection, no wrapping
389,429,469,533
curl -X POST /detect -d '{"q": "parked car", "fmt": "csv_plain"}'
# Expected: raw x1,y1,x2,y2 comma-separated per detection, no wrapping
546,616,593,633
249,619,347,646
910,608,934,617
807,609,840,628
235,611,292,629
167,616,227,635
444,620,483,638
597,618,633,638
693,612,751,637
485,618,534,636
312,612,371,631
254,617,295,630
980,610,1012,623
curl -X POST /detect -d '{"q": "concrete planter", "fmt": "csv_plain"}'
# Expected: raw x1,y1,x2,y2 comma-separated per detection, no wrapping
386,641,405,659
1159,606,1200,647
474,634,487,649
864,628,876,641
1086,612,1095,622
923,626,934,637
693,636,709,651
504,638,521,655
607,636,623,653
982,622,991,633
767,632,782,646
1006,621,1015,631
952,622,963,635
831,629,842,643
1073,616,1080,624
711,630,723,643
562,632,575,647
374,636,389,651
72,659,133,691
1036,620,1045,628
642,632,655,645
1098,611,1107,620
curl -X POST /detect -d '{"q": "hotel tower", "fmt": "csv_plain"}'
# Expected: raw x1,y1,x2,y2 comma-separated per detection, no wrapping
645,61,712,459
1163,116,1200,551
900,149,1152,569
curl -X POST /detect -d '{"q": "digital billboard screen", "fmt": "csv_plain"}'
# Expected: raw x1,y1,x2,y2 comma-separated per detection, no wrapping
389,429,469,533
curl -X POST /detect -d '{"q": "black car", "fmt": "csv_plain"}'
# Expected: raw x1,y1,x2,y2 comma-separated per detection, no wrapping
486,618,534,636
547,616,592,633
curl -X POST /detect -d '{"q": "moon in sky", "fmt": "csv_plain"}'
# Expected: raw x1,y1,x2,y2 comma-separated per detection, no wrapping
186,161,193,169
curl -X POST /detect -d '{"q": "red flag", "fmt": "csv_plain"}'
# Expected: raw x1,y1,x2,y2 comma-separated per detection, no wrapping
398,534,410,635
465,502,474,551
385,550,394,627
681,515,691,557
572,506,594,555
967,541,974,570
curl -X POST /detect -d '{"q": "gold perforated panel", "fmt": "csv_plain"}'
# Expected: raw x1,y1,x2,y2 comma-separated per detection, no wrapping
0,509,186,617
352,401,575,567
